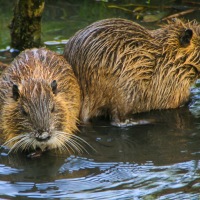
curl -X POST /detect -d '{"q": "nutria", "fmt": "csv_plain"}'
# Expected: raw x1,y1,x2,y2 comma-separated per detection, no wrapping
64,18,200,127
0,48,83,154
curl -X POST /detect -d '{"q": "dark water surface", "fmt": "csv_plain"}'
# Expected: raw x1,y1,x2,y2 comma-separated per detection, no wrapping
1,0,200,199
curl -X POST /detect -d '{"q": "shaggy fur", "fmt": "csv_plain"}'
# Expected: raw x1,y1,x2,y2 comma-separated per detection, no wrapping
0,48,82,153
64,18,200,126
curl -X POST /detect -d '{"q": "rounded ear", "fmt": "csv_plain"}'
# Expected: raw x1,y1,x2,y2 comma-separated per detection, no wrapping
180,29,193,47
51,80,57,95
12,84,20,101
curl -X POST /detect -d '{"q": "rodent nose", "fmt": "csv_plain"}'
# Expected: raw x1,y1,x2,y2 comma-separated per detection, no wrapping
35,131,51,142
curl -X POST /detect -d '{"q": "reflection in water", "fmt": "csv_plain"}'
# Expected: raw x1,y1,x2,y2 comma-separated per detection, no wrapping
81,107,200,164
0,158,200,199
0,107,200,199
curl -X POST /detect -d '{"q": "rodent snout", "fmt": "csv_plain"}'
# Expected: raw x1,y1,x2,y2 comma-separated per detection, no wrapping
35,130,51,142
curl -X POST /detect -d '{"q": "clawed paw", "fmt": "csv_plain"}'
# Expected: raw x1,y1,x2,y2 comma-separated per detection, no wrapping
111,118,153,127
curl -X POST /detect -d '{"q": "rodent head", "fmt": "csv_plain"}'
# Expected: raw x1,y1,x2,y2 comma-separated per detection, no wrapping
2,79,81,153
159,19,200,73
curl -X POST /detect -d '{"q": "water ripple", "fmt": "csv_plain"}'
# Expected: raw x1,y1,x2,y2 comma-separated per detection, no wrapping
0,156,196,199
0,164,23,175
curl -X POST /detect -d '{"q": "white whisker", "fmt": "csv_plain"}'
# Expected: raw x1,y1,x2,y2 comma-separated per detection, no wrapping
2,129,95,155
53,131,94,154
22,138,34,151
2,133,34,153
68,137,86,154
55,133,76,154
8,137,27,153
67,140,82,154
2,135,25,147
71,134,95,152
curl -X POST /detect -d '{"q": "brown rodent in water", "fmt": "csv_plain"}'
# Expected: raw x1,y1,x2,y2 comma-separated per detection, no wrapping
0,48,83,154
63,18,200,127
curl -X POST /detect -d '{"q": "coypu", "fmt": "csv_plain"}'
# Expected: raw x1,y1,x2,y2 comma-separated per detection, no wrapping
0,48,83,155
64,18,200,127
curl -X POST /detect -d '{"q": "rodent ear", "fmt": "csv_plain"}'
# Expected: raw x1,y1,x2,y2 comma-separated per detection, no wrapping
51,80,57,95
180,29,193,47
12,84,20,101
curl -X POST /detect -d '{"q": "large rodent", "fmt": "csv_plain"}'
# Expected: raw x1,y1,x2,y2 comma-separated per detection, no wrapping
0,48,81,153
64,18,200,127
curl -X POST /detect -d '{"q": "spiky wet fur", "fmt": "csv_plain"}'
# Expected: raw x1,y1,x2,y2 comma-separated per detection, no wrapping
64,18,200,124
0,48,83,153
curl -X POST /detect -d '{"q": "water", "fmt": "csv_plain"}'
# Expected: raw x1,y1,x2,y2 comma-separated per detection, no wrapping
1,0,200,199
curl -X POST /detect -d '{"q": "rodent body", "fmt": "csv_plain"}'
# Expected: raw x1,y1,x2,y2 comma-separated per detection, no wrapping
64,18,200,126
0,48,81,153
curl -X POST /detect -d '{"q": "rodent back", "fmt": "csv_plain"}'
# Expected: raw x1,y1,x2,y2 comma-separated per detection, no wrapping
64,18,155,75
63,18,200,122
64,18,158,100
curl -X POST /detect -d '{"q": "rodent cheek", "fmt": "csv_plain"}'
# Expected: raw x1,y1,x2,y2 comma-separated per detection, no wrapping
49,117,56,131
15,116,34,132
4,116,33,135
50,111,64,131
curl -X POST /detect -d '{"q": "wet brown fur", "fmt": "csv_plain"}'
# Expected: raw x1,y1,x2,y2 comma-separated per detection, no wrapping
0,48,81,152
0,61,8,72
64,18,200,126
